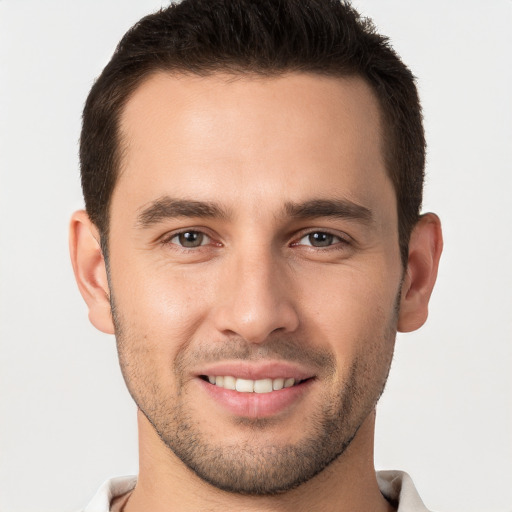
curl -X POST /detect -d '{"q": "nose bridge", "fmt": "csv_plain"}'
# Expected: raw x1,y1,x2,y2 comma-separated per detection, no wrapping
213,242,299,343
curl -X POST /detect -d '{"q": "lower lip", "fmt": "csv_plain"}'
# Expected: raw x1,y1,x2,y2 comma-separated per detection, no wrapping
197,378,314,419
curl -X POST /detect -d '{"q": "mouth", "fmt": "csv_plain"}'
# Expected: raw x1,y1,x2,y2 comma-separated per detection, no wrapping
196,367,316,418
199,375,312,393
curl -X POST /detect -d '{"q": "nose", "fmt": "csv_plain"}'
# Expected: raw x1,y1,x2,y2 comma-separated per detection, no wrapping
212,249,300,344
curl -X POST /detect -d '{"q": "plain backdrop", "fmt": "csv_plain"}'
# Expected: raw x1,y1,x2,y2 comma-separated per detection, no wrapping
1,1,511,511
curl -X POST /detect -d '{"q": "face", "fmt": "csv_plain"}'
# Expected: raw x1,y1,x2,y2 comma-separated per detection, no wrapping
108,72,403,494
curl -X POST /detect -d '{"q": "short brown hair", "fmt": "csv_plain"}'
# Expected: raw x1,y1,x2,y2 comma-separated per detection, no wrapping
80,0,425,264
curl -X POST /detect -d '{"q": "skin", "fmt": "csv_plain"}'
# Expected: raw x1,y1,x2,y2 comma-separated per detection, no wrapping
70,72,442,512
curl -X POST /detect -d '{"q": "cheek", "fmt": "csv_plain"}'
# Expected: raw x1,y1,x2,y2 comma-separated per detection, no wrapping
299,264,399,359
111,278,200,402
109,260,215,367
303,269,398,408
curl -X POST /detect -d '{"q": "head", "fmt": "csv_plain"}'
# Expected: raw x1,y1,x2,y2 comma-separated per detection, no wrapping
71,0,442,498
80,0,425,266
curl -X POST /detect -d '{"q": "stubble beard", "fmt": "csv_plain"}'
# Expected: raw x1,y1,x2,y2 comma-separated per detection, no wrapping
111,296,398,496
149,363,367,495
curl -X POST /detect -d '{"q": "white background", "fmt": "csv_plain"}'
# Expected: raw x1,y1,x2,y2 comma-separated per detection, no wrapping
0,1,511,511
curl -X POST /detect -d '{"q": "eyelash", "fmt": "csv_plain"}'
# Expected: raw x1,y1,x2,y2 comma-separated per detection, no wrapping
291,230,351,250
160,229,351,251
160,229,217,250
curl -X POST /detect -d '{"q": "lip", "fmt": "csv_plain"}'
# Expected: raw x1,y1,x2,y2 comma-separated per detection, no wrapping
194,361,316,419
194,361,315,381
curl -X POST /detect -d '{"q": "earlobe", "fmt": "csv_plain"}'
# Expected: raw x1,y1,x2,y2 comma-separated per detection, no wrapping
69,210,115,334
397,213,443,333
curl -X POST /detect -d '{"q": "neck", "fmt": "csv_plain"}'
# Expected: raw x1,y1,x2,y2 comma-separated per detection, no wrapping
124,410,394,512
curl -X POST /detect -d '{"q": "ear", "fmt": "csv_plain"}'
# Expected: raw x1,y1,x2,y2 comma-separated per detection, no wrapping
69,210,115,334
397,213,443,333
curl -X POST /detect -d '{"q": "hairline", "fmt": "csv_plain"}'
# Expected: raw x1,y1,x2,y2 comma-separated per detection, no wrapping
99,67,406,265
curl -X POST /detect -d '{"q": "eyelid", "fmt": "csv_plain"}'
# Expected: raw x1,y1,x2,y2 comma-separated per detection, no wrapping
157,226,352,249
173,232,211,246
159,227,219,248
291,228,352,247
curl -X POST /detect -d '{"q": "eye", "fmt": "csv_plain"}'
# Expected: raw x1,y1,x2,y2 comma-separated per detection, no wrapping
297,231,344,248
167,230,211,248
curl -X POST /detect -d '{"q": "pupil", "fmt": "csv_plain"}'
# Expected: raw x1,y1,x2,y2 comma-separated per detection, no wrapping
179,231,203,247
309,232,333,247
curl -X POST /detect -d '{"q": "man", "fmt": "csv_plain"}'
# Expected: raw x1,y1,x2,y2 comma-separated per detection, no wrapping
69,0,442,510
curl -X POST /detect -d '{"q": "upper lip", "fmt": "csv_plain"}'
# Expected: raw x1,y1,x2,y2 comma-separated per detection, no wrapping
194,361,316,381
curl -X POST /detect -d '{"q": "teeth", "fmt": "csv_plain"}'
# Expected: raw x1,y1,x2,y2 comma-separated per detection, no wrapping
273,378,284,390
254,378,273,394
284,378,295,388
223,375,236,390
235,378,254,393
206,376,298,393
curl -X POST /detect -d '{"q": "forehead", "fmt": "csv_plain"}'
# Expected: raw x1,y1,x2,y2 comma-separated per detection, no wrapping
115,71,391,217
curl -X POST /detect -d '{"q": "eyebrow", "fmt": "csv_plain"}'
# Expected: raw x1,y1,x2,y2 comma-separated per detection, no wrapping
284,198,373,224
136,197,230,227
136,196,373,228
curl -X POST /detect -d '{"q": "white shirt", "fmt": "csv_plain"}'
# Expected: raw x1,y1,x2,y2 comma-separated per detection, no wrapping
82,471,431,511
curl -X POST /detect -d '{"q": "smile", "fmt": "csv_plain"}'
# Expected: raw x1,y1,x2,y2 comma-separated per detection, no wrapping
202,376,305,393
